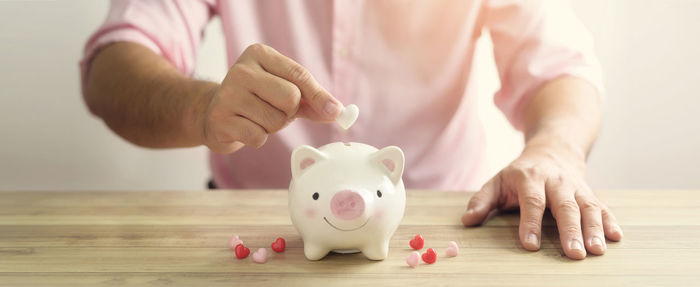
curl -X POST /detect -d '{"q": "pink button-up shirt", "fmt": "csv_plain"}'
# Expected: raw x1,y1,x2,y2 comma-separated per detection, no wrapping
82,0,602,190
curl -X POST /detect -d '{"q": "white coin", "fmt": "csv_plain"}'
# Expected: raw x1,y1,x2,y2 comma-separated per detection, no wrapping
336,104,359,130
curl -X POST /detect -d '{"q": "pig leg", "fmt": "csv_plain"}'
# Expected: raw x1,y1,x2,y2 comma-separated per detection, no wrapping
303,242,330,261
361,240,390,260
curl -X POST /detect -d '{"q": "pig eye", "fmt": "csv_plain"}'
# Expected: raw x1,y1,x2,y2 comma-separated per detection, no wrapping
376,190,382,198
312,192,319,200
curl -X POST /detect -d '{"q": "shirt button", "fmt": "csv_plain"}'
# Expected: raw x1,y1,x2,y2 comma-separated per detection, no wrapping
338,48,349,57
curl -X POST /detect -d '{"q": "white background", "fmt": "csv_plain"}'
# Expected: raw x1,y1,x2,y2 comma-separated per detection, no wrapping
0,1,698,190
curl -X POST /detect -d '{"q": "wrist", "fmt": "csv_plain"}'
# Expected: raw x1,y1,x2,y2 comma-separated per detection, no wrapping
524,130,587,163
182,81,219,147
526,118,595,156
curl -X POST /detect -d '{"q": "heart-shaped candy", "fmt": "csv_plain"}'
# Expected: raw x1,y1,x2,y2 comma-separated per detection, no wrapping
406,251,420,268
336,104,359,130
446,241,459,257
271,237,286,253
252,248,268,264
234,243,250,259
409,234,424,250
421,248,437,264
229,235,243,249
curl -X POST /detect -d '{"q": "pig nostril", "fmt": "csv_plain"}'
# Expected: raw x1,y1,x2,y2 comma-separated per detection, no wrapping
330,190,365,220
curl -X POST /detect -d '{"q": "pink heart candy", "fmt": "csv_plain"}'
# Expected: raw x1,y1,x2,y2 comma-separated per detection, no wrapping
406,251,420,268
252,248,268,264
445,241,459,257
229,235,244,249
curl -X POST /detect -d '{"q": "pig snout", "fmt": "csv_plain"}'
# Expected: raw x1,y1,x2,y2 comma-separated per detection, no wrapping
330,190,366,220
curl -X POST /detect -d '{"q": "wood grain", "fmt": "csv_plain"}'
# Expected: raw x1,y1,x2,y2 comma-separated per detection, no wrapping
0,190,698,286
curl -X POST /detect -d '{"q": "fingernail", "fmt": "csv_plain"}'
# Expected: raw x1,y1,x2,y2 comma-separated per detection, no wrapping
570,239,584,252
615,224,624,237
591,237,604,249
526,233,539,247
324,101,341,116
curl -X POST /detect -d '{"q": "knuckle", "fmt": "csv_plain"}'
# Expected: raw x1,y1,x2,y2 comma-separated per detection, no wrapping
502,165,521,178
212,130,230,144
564,224,582,236
264,124,282,135
212,125,235,144
288,64,311,85
556,199,580,213
505,164,546,181
580,199,602,212
246,43,267,56
522,193,546,209
258,110,274,131
238,123,256,142
263,111,286,133
585,222,604,231
252,132,268,148
280,85,301,115
524,165,545,178
548,173,565,187
240,123,266,147
306,88,325,104
230,63,255,80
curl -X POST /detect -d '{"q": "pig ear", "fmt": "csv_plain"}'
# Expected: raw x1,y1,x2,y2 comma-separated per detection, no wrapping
372,146,405,184
291,145,328,179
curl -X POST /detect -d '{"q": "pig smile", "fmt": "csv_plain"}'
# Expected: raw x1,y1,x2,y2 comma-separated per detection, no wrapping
323,216,370,231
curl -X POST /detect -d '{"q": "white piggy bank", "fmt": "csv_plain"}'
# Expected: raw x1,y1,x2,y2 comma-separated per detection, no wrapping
289,142,406,260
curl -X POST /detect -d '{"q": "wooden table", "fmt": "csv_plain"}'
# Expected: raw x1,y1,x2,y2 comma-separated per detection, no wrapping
0,190,697,286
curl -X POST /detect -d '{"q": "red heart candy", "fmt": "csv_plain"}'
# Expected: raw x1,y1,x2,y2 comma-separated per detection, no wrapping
271,237,286,253
409,234,424,250
234,243,250,259
421,248,437,264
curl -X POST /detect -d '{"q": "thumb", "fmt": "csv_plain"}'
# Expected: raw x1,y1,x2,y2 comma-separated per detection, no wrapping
294,99,338,122
462,176,501,226
300,86,342,122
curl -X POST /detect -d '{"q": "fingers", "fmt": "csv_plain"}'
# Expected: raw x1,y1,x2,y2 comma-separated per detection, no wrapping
247,44,342,121
575,192,606,255
462,176,501,226
602,205,624,241
546,179,586,260
294,99,335,122
233,92,290,134
207,115,268,150
515,178,547,252
246,71,302,118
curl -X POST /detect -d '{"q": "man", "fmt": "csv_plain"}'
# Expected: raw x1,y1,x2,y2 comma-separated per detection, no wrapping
81,0,623,260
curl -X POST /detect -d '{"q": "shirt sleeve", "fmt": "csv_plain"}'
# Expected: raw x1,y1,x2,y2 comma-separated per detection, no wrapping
79,0,216,98
485,0,604,130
